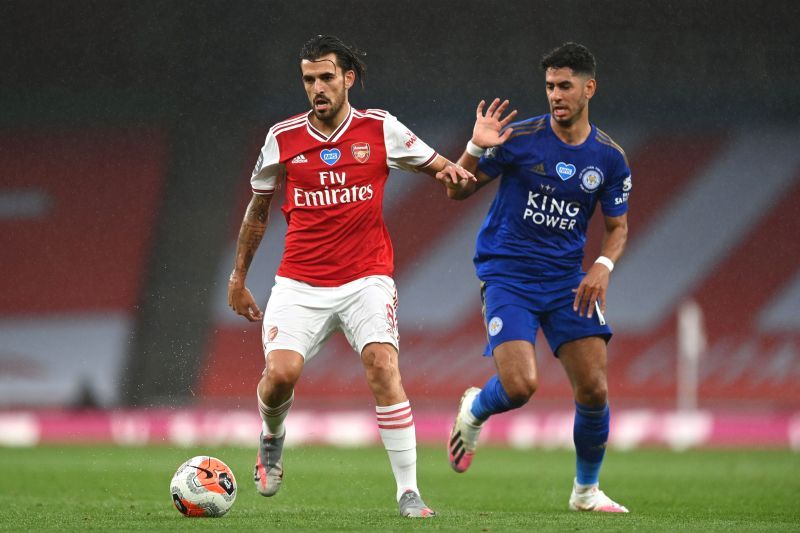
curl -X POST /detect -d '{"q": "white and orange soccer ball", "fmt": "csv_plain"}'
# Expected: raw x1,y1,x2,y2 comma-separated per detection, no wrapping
170,456,237,517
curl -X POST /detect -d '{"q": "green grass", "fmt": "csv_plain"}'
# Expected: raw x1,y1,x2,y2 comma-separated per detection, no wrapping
1,445,798,531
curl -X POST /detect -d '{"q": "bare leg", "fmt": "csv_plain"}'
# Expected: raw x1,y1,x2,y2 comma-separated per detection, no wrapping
557,336,607,407
361,342,406,406
492,340,539,405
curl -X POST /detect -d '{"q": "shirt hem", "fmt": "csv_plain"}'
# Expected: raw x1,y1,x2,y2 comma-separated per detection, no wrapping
276,268,394,287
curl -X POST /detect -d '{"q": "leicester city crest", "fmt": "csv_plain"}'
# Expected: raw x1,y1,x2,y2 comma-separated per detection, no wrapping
488,316,503,336
579,166,604,193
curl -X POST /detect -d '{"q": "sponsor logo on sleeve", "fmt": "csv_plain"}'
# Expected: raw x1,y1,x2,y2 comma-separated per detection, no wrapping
320,148,341,166
485,147,498,159
404,130,418,149
579,166,604,193
622,175,632,192
351,142,370,163
555,162,576,181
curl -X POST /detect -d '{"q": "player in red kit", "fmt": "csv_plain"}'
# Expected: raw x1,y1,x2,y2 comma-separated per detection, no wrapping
227,35,473,518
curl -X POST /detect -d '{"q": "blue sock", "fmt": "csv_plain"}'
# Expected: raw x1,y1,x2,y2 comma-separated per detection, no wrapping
573,402,610,486
470,375,525,421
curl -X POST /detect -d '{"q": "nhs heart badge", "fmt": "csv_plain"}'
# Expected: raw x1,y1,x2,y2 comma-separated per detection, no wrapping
320,148,341,166
555,162,576,181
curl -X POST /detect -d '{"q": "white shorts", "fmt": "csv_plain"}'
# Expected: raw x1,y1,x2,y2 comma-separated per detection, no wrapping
261,275,399,361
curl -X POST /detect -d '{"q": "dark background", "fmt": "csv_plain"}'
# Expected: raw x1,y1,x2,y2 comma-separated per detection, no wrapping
5,1,797,128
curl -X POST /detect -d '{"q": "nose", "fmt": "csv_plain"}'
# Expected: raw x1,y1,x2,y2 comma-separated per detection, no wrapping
314,79,325,93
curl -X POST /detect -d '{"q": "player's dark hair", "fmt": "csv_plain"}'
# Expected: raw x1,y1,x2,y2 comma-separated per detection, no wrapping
540,42,596,78
300,35,367,88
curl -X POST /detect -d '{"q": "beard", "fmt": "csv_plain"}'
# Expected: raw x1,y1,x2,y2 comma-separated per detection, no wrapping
311,94,345,123
551,98,587,127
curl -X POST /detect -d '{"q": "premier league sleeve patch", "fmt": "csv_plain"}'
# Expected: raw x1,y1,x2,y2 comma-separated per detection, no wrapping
579,166,604,193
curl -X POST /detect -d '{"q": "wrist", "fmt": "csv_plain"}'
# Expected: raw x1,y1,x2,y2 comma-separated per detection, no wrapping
466,140,486,158
594,256,615,272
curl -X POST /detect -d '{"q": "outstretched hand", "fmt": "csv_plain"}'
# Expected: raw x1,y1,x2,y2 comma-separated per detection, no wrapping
472,98,517,149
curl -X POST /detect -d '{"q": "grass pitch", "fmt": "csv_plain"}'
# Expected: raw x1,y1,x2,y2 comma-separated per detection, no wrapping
1,445,797,531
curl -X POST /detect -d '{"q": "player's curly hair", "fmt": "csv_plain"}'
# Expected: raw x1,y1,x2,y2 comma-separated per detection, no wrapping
540,42,596,78
300,35,367,88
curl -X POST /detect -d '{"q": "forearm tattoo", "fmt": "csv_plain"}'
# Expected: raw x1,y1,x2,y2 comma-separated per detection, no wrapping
234,195,270,276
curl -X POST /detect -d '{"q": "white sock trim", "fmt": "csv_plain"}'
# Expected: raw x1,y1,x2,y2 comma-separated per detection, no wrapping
376,401,413,432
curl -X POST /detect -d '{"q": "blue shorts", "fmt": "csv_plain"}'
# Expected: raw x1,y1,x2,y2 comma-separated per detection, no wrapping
481,275,612,357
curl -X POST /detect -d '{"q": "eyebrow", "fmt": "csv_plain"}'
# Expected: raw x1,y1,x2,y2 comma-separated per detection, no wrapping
303,58,338,75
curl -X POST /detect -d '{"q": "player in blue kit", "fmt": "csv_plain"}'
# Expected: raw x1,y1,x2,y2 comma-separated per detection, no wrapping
444,43,630,513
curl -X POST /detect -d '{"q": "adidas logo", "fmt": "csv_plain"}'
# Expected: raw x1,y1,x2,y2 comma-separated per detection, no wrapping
530,163,546,175
291,154,308,164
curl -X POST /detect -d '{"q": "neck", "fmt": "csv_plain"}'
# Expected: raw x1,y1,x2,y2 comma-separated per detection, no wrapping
550,114,591,146
310,102,350,136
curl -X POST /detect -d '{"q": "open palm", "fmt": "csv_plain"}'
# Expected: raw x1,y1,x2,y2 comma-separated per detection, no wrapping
472,98,517,148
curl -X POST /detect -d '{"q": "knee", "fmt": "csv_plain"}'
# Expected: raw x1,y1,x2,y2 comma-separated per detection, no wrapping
503,375,538,406
264,359,301,389
362,344,399,378
575,380,608,407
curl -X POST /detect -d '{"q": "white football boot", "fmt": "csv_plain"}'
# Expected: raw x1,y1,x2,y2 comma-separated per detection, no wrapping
568,478,629,513
448,387,483,473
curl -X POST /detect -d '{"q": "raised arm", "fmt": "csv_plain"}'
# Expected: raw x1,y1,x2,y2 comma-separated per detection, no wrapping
227,193,273,322
441,98,517,200
573,213,628,318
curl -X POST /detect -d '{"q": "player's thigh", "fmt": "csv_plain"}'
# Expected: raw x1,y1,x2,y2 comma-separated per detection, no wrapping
337,276,399,355
262,277,340,362
557,336,609,404
493,339,539,392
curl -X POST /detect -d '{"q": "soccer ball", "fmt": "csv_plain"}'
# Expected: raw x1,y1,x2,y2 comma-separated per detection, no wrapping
170,456,237,517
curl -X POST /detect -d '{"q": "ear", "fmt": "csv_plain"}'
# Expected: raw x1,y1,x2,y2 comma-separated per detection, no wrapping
344,69,355,89
584,78,597,100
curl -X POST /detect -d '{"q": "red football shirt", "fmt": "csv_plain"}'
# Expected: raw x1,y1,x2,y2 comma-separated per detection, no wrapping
250,106,437,286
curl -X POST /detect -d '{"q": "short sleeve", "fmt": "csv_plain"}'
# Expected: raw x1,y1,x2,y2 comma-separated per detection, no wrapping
251,129,285,194
383,113,437,172
477,140,514,179
599,150,632,217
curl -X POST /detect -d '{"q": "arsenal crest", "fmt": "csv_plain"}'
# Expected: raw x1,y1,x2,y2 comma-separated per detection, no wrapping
351,142,370,164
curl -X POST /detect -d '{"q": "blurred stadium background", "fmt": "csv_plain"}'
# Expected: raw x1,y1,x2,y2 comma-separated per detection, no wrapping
1,1,799,450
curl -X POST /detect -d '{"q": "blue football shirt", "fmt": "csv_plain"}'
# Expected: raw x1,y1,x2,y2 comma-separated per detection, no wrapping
475,114,631,283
